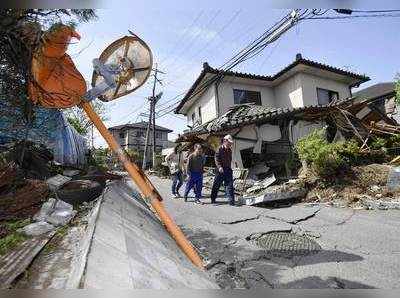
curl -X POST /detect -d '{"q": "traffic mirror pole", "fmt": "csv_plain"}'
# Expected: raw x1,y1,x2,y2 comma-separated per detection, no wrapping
80,101,204,269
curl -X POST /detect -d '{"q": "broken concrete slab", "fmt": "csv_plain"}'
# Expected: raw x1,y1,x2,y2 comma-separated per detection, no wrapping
35,199,76,227
46,174,71,191
33,198,56,222
18,221,55,236
261,205,321,224
245,174,276,195
242,184,307,206
62,169,80,177
46,210,77,227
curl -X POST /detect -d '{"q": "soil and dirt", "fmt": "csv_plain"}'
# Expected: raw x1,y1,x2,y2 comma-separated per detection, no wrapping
302,163,399,207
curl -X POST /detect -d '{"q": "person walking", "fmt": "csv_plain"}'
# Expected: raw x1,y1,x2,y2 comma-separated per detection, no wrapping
183,143,204,204
165,146,184,198
210,135,235,206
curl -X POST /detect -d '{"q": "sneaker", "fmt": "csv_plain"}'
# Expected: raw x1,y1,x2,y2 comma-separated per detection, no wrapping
172,194,178,198
176,191,182,198
195,199,202,204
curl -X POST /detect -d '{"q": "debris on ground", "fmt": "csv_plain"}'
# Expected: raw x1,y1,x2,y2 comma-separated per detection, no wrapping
45,200,76,227
10,141,54,180
247,163,270,180
0,162,18,189
359,196,400,210
18,222,55,237
46,174,72,191
245,174,276,195
56,180,104,205
304,163,399,208
242,180,307,206
62,169,81,177
387,167,400,192
0,179,49,221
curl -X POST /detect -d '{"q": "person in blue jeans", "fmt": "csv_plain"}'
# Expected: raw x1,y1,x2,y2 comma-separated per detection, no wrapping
211,135,235,206
184,143,204,204
165,146,183,198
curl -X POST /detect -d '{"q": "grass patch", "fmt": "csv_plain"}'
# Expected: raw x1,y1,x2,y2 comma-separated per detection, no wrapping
5,219,30,232
0,232,27,255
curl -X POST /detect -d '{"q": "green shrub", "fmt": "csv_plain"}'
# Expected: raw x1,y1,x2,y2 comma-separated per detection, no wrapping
296,129,360,178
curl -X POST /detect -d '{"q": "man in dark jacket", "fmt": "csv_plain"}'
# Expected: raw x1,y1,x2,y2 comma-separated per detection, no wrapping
184,143,205,204
210,135,235,206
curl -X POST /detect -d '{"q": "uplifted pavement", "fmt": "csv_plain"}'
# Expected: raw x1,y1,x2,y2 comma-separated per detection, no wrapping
145,176,400,289
83,180,217,289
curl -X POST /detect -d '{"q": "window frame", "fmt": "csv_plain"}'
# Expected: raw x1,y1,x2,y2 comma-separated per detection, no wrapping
233,89,262,105
316,87,339,106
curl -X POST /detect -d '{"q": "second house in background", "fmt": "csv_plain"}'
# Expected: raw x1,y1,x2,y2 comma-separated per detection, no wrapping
109,121,174,158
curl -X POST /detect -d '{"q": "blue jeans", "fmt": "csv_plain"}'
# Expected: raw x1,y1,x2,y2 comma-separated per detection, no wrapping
184,171,203,200
171,171,183,195
211,167,234,204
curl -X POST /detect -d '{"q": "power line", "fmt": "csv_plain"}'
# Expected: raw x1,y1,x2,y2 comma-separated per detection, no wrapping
162,10,221,71
307,13,400,20
158,11,205,67
156,10,311,119
162,10,241,85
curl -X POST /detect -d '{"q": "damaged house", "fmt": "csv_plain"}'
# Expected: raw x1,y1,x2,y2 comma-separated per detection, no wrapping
175,54,380,178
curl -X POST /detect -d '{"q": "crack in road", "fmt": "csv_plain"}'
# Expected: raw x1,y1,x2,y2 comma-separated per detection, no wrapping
261,208,320,224
219,215,261,225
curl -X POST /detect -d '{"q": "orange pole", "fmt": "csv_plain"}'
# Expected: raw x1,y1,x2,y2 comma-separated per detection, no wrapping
80,101,204,269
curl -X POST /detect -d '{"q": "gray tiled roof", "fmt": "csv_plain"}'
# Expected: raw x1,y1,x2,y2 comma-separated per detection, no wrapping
182,101,350,137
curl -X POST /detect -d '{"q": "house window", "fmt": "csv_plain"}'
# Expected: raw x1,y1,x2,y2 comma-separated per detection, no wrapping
233,89,261,105
191,113,195,125
119,131,125,139
198,106,202,124
136,130,145,137
156,132,162,139
316,88,339,105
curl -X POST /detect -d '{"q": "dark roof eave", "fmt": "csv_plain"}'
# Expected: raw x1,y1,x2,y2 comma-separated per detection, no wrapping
175,59,369,114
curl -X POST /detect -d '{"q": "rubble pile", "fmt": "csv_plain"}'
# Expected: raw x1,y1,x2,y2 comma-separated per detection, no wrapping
242,178,307,206
304,164,400,209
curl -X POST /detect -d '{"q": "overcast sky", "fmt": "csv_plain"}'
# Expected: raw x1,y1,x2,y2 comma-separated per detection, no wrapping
67,1,400,147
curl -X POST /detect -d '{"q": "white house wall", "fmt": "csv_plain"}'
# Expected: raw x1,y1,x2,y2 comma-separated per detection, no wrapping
218,80,276,114
299,73,351,106
273,73,303,108
186,85,217,126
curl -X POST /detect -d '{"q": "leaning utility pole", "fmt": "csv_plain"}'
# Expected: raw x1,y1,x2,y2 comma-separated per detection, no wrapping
142,65,164,169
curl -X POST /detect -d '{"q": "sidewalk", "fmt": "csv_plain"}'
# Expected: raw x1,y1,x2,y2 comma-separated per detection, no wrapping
83,179,218,289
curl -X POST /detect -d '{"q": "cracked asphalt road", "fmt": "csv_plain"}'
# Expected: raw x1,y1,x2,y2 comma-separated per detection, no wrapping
142,176,400,289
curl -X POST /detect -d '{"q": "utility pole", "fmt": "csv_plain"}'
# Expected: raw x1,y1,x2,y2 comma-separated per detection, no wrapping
142,64,164,170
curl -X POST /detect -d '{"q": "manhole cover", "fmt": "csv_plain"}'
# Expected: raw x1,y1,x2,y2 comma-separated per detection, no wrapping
252,232,321,257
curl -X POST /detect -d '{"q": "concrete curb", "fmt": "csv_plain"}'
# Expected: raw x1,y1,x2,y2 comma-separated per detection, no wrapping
65,192,103,289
